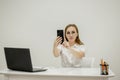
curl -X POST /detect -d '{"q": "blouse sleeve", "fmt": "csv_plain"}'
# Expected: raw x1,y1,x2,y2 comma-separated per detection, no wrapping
78,45,85,52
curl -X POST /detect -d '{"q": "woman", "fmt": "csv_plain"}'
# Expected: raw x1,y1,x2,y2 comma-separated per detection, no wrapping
53,24,85,67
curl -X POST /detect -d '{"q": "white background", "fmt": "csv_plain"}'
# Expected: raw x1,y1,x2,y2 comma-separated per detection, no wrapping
0,0,120,80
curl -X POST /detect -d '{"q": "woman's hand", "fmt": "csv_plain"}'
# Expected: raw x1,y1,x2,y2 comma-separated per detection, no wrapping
62,41,70,48
54,36,62,48
62,35,70,48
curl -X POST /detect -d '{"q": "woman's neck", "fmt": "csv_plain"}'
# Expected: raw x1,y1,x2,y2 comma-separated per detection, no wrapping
69,42,76,46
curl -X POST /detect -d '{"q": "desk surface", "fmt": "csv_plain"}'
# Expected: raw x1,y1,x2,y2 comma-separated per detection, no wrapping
0,67,115,78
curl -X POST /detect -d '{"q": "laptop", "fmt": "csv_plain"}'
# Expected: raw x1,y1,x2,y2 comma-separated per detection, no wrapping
4,47,47,72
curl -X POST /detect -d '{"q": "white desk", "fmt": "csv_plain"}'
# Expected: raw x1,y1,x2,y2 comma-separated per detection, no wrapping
0,67,114,80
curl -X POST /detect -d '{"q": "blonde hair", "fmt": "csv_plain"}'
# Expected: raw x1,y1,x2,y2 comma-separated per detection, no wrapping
65,24,84,45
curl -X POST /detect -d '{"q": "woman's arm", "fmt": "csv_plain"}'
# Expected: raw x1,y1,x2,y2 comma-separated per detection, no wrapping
67,47,85,59
53,46,60,57
53,37,62,57
62,41,85,59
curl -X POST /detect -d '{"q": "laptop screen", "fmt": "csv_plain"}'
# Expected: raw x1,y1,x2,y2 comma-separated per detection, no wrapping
4,47,33,72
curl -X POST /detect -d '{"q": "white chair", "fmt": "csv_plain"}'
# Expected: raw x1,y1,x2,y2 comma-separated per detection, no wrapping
80,57,95,68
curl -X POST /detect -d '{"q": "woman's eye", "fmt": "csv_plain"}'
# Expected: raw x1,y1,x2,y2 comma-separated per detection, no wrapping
72,31,75,34
67,32,70,34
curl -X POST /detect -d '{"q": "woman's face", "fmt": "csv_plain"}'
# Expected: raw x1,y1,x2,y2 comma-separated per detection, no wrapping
66,26,78,43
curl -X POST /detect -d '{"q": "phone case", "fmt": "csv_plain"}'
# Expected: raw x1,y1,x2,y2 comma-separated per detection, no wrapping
57,30,64,43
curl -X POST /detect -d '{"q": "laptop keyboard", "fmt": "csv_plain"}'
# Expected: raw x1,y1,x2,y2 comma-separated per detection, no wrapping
33,67,47,72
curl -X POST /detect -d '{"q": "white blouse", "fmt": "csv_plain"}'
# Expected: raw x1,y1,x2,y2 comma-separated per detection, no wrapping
57,44,85,68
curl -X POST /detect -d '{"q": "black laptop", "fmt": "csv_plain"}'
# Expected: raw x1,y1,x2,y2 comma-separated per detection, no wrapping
4,47,47,72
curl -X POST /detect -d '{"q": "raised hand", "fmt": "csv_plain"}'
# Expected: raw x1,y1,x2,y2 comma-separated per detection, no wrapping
62,32,70,48
54,36,62,47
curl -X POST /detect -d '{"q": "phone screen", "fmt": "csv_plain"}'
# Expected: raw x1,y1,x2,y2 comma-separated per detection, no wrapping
57,30,64,43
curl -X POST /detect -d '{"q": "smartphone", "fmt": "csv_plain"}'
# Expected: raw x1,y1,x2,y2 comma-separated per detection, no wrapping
57,30,64,44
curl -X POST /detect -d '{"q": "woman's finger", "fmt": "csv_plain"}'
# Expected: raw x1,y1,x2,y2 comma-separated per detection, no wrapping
56,37,62,43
